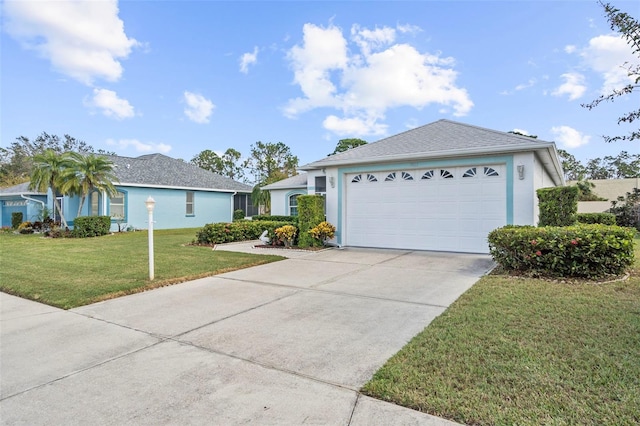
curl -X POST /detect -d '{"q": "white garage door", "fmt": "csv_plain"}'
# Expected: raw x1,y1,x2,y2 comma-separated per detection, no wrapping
345,165,506,253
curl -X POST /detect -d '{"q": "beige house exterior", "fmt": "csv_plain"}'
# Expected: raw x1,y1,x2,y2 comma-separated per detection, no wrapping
568,178,640,213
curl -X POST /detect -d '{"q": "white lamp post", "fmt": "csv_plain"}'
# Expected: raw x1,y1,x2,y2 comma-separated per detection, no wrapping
145,197,156,280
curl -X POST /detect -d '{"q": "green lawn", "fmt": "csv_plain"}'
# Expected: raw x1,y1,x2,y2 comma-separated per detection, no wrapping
0,229,284,309
363,238,640,425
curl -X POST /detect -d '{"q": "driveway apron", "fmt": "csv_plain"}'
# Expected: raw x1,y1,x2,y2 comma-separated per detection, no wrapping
0,247,493,425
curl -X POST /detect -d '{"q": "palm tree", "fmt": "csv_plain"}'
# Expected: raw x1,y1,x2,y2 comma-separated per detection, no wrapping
63,153,118,217
252,184,271,215
29,150,74,228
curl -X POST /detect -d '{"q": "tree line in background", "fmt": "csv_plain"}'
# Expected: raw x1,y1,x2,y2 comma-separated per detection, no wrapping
558,149,640,181
0,133,114,188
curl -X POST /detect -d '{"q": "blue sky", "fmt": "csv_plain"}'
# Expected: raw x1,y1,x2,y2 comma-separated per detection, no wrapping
2,0,638,178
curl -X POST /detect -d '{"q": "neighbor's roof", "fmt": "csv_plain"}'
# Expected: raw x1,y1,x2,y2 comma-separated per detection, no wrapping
261,173,308,190
301,119,564,184
0,182,45,196
107,154,252,192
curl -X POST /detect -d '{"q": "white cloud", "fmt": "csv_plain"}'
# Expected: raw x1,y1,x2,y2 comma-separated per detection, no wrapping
183,91,215,124
285,23,472,137
580,34,638,94
239,46,259,74
3,0,139,85
106,138,172,154
550,125,590,149
564,45,577,54
323,115,388,137
552,72,587,100
84,88,135,119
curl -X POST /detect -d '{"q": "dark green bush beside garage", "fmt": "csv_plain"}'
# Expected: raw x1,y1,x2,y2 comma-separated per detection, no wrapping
488,224,635,278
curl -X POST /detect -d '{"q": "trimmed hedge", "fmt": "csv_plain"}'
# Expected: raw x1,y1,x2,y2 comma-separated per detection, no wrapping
488,224,635,278
11,212,23,229
251,215,298,224
576,212,616,225
195,220,294,245
297,195,325,248
537,186,579,227
72,216,111,238
233,209,245,221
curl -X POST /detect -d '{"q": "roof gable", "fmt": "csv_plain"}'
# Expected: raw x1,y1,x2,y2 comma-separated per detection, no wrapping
302,119,556,169
261,173,308,190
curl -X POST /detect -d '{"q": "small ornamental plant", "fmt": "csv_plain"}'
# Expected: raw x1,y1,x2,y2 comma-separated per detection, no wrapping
18,221,34,234
309,221,336,246
275,225,297,248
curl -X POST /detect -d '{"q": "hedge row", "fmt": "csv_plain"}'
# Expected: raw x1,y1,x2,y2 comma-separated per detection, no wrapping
488,224,635,278
194,220,294,245
72,216,111,238
576,212,616,225
251,215,298,224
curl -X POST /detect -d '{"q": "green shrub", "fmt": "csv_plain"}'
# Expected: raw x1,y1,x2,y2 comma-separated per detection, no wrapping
233,209,245,221
251,214,298,225
195,220,293,245
610,188,640,230
72,216,111,238
297,195,325,248
576,212,616,225
488,224,635,278
11,212,23,229
537,186,579,227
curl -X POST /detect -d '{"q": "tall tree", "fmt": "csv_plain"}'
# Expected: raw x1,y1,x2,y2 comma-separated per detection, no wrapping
191,148,245,181
244,141,299,185
63,153,119,217
582,1,640,143
558,149,586,180
29,150,74,228
329,138,368,155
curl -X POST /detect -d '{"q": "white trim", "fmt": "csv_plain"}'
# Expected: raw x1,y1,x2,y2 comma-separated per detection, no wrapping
115,182,251,193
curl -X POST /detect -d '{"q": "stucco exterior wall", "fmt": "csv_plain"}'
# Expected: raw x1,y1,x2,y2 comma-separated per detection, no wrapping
268,188,307,216
112,186,234,230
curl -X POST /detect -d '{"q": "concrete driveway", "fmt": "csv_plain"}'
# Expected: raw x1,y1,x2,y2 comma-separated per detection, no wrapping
0,247,493,425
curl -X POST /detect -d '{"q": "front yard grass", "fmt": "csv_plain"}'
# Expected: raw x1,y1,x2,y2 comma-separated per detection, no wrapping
0,229,284,309
362,237,640,425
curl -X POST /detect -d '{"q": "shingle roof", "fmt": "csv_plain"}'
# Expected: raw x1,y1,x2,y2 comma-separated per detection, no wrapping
301,119,557,169
0,182,44,195
107,154,252,192
261,173,308,190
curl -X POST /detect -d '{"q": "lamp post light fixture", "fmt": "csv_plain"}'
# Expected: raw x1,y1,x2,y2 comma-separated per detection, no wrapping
145,196,156,281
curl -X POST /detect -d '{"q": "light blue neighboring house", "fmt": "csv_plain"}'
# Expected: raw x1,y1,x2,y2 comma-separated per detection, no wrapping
263,119,565,254
0,153,253,230
0,182,48,227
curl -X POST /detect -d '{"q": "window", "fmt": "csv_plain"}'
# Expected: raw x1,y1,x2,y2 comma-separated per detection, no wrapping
463,167,477,178
421,170,434,180
289,194,299,216
315,176,327,194
401,171,413,180
186,191,194,215
110,192,125,219
367,174,377,182
90,192,99,216
440,169,454,179
484,167,499,177
385,172,396,181
351,174,362,183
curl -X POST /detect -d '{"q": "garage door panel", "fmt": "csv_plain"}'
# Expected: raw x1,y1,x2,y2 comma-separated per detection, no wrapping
345,167,507,253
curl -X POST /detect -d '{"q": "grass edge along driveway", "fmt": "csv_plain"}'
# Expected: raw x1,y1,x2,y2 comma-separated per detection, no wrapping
0,229,284,309
362,237,640,426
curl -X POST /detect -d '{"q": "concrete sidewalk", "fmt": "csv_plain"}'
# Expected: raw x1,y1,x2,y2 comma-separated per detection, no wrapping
1,247,493,425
